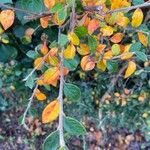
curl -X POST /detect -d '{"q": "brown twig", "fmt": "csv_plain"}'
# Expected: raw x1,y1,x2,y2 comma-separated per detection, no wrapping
0,3,37,15
100,66,127,104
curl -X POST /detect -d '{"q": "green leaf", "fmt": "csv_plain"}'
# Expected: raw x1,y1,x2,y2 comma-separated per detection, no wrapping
106,60,118,73
25,75,34,89
58,34,68,46
88,36,98,54
26,50,38,59
43,131,59,150
64,83,81,101
135,51,148,62
64,58,79,71
0,44,17,62
132,0,144,5
75,26,88,38
15,0,45,24
64,116,86,136
129,42,141,52
57,8,67,22
51,3,63,13
1,0,12,3
112,44,120,56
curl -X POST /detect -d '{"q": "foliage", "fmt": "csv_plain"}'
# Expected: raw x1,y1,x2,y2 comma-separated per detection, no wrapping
0,0,150,149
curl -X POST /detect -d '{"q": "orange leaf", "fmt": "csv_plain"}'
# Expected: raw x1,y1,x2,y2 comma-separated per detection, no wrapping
40,16,50,28
88,19,100,34
96,44,106,53
42,100,60,123
124,61,136,78
41,41,49,55
131,8,143,28
81,55,95,71
35,89,46,101
34,57,43,70
77,43,90,55
103,51,113,59
110,33,123,43
49,47,58,56
0,10,15,30
137,32,148,47
44,0,55,9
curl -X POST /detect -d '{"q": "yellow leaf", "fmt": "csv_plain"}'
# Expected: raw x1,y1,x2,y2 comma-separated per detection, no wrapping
116,12,129,27
42,100,60,123
77,43,90,55
97,59,106,71
124,61,136,78
68,32,80,45
100,25,114,36
41,41,49,55
63,44,76,59
44,0,55,9
48,56,59,66
0,10,15,30
131,8,143,28
43,67,60,86
137,32,148,47
103,51,113,59
34,57,43,70
121,52,133,60
81,55,95,71
35,89,46,101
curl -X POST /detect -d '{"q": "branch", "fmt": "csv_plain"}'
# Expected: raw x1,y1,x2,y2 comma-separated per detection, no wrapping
57,27,65,147
23,50,52,82
108,2,150,14
0,3,37,15
21,84,38,130
83,2,150,14
99,66,127,104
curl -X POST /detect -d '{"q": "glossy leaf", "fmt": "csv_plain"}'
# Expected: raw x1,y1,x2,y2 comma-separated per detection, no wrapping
43,130,59,150
64,116,86,135
64,83,81,101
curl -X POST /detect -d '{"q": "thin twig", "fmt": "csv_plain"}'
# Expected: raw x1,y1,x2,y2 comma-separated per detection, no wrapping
108,2,150,13
23,50,52,81
99,66,127,104
21,84,38,130
57,27,65,147
0,3,37,15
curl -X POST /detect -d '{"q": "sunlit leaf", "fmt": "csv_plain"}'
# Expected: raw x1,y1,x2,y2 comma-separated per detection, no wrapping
34,57,43,70
64,44,76,59
131,8,143,28
124,61,136,78
44,0,55,9
88,19,100,34
35,89,46,101
121,52,133,60
42,100,60,123
100,25,113,36
111,44,120,56
110,33,123,43
68,32,80,45
40,16,50,29
137,32,148,47
0,9,15,30
41,42,49,55
81,55,95,71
